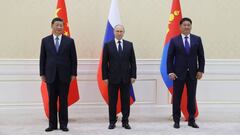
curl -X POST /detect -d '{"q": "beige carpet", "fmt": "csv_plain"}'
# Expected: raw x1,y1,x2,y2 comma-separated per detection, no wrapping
0,104,239,135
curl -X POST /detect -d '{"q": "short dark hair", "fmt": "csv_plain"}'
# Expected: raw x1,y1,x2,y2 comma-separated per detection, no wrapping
51,17,63,25
180,17,192,25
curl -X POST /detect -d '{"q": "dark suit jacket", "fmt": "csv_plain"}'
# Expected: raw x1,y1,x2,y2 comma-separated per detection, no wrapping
102,39,137,84
40,34,77,83
167,34,205,80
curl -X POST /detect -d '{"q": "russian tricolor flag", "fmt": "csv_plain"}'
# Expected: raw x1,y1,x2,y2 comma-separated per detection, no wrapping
97,0,135,113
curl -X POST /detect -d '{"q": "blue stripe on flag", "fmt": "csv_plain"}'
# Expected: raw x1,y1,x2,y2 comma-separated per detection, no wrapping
130,85,135,101
160,42,173,89
103,21,115,44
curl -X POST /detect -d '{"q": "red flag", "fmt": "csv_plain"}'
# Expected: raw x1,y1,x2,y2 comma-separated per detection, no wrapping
41,0,80,118
160,0,199,120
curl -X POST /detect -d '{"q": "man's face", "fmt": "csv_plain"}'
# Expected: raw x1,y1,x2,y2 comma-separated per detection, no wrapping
180,21,192,35
114,25,125,40
51,21,64,35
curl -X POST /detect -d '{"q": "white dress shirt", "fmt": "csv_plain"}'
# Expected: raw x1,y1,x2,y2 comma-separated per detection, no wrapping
115,38,123,51
53,34,62,45
181,34,191,47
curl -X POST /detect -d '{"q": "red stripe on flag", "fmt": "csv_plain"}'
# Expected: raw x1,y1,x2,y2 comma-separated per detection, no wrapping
41,82,49,117
97,53,109,104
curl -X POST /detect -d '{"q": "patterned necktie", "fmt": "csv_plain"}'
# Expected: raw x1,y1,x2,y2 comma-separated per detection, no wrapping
118,40,122,54
184,36,190,54
55,37,60,52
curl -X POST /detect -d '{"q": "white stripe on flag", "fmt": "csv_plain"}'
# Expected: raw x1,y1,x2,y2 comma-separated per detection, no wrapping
108,0,121,28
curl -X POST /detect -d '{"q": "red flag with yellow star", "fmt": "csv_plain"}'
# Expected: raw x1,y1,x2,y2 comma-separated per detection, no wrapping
41,0,80,118
160,0,199,120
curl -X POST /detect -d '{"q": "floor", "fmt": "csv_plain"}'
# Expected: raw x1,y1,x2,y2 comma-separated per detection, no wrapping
0,104,239,135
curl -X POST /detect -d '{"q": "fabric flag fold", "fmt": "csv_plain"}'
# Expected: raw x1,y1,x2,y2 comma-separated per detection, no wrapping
97,0,135,113
41,0,80,118
160,0,199,120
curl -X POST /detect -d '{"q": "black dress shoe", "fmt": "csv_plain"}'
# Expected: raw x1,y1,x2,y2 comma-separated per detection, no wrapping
122,123,131,129
173,123,180,129
60,127,69,132
188,122,199,128
45,127,57,132
108,123,116,129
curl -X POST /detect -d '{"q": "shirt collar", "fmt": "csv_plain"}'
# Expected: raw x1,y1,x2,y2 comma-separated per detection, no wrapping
53,34,62,40
181,34,190,39
115,38,123,44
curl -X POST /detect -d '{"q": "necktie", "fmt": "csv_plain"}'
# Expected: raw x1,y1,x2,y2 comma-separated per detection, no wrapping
55,37,60,52
118,40,122,54
184,36,190,54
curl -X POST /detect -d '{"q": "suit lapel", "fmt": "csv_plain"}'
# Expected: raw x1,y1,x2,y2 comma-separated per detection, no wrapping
111,40,119,57
189,34,195,55
122,40,128,57
178,35,187,55
58,35,65,54
48,35,57,54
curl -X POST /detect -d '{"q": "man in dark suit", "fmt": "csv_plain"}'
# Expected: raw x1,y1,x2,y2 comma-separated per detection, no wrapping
167,17,205,129
40,17,77,132
102,24,137,130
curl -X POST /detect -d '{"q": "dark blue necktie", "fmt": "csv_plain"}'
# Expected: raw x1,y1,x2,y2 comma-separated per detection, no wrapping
184,36,190,54
118,40,122,54
55,37,60,52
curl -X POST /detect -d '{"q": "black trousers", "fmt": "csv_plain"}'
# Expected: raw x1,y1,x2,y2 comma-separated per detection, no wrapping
172,72,197,123
108,82,130,124
47,72,70,128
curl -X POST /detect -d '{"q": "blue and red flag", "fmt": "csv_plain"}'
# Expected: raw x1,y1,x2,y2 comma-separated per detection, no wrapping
97,0,135,113
160,0,199,120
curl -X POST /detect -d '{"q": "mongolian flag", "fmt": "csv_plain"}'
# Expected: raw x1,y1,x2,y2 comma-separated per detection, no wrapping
160,0,199,120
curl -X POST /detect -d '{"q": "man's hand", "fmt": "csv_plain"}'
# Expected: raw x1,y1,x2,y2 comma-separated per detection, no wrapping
169,73,178,80
104,79,108,85
71,76,77,81
131,78,136,84
41,75,46,82
196,72,203,80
